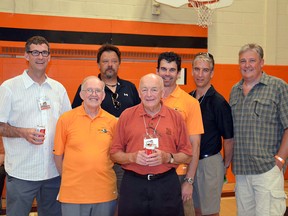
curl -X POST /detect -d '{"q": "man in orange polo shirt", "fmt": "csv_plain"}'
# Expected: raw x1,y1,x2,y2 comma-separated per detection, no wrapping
110,73,192,216
54,76,118,216
156,52,204,216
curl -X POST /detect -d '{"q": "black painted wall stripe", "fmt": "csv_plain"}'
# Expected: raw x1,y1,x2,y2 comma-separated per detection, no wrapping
0,27,207,49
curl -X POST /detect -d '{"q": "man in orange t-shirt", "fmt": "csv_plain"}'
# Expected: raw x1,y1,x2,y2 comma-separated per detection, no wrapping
54,76,117,216
156,52,204,216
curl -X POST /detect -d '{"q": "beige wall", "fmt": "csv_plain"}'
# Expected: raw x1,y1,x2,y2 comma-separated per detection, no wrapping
0,0,287,65
209,0,288,65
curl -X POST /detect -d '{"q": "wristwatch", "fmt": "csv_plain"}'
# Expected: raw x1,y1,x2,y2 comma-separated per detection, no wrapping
184,177,194,185
169,153,174,164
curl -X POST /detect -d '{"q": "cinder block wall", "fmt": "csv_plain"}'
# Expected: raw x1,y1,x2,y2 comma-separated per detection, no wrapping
209,0,288,65
1,0,287,65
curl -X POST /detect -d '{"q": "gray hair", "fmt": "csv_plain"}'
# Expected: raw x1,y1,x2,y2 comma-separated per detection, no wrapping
81,76,105,91
238,43,264,59
193,53,214,71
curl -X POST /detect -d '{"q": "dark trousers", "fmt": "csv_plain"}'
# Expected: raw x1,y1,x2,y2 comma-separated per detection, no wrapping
113,163,124,194
119,169,184,216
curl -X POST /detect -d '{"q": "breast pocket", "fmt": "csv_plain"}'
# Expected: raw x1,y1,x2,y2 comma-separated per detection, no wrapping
230,98,239,118
253,99,277,123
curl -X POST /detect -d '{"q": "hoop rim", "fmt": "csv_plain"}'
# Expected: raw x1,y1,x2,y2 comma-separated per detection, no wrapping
189,0,219,3
189,0,219,7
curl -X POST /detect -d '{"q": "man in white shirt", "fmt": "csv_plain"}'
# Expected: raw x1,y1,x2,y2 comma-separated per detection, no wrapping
0,36,71,216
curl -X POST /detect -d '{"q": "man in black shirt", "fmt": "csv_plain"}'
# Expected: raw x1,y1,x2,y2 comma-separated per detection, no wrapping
190,52,234,216
71,44,141,117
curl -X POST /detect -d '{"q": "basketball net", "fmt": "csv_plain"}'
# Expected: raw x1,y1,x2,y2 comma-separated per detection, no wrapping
189,0,219,28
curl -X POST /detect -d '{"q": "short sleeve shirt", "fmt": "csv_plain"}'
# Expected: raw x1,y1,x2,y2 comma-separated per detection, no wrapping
230,72,288,175
190,85,233,156
162,85,204,175
162,85,204,136
54,106,117,203
0,70,71,180
110,103,192,175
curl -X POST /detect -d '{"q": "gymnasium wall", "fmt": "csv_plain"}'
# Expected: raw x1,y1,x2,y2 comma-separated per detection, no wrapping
1,0,288,65
209,0,288,65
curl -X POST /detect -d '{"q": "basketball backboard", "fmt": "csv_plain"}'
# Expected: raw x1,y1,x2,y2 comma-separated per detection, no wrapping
205,0,233,9
154,0,188,8
154,0,233,9
154,0,234,27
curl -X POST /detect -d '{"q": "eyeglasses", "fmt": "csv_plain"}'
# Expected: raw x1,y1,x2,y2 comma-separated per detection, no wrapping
194,52,214,61
27,50,50,57
82,88,103,95
111,93,121,109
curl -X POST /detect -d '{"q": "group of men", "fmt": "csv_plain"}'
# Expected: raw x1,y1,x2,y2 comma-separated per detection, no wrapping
0,35,287,216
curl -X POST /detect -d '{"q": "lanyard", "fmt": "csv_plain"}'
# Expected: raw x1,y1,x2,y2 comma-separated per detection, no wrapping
191,90,206,104
143,115,161,136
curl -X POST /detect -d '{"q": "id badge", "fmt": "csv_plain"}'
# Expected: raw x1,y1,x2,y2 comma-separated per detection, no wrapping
144,135,159,155
37,96,51,111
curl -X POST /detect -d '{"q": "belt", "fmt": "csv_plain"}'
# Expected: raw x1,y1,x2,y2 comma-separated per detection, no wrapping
124,168,175,181
199,152,219,160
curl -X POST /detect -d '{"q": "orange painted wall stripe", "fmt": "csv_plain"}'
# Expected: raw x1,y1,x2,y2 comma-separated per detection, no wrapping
0,41,207,56
0,12,207,37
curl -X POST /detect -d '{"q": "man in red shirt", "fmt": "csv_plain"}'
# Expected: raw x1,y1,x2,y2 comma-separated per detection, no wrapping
110,73,192,216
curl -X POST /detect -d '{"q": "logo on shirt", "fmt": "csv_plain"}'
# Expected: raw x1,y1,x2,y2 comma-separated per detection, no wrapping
174,107,182,113
99,128,108,133
166,128,172,135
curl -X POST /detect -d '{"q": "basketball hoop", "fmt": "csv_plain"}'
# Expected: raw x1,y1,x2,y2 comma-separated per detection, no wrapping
189,0,220,28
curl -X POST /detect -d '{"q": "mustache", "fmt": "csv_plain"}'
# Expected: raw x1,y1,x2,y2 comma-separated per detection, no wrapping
105,67,115,72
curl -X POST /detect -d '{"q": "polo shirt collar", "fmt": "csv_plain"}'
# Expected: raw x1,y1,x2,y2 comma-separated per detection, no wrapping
168,85,181,98
205,85,216,97
98,74,122,86
78,104,103,118
191,85,215,98
138,101,166,118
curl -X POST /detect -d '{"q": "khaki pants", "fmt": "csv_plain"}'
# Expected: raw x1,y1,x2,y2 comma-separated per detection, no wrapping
236,166,286,216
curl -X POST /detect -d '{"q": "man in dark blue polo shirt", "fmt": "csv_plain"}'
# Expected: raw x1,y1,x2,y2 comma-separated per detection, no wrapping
190,52,234,216
71,44,140,117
